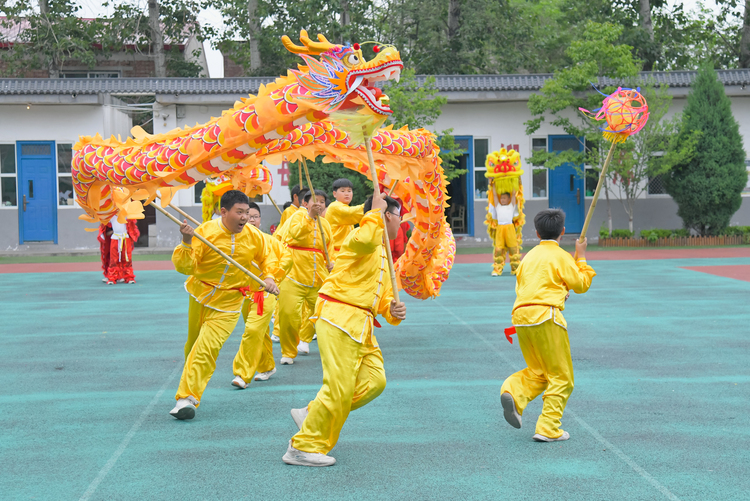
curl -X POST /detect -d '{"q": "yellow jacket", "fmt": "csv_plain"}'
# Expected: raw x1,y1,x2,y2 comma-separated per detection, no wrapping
172,219,282,313
313,209,401,343
512,240,596,329
283,206,334,287
277,204,298,229
324,201,364,254
249,232,290,292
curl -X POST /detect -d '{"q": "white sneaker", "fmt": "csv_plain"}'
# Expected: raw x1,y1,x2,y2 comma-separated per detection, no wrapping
127,280,136,284
297,341,309,355
169,397,198,420
106,281,115,285
501,392,522,429
117,278,125,283
254,368,276,381
282,440,335,467
290,407,308,430
232,375,249,389
280,357,294,365
313,334,317,340
271,334,280,343
491,271,500,277
102,278,108,283
533,431,570,442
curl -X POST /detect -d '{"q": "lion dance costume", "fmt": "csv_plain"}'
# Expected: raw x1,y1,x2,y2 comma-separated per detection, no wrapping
200,175,234,223
485,148,525,276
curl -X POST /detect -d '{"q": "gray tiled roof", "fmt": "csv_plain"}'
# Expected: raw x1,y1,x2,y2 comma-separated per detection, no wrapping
2,69,750,95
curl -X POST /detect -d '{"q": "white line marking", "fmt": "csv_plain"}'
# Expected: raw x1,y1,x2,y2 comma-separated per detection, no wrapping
79,365,181,501
436,301,681,501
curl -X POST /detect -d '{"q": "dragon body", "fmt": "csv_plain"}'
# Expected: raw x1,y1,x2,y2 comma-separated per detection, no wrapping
72,31,454,299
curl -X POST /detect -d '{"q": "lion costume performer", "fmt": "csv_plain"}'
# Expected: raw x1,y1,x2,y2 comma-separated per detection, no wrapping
485,148,525,276
200,175,234,223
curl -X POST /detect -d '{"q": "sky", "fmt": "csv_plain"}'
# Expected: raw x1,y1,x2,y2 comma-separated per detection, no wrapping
75,0,734,79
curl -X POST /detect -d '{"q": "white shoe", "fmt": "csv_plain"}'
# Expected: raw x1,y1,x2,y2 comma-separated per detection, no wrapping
117,278,125,283
533,431,570,442
313,334,317,340
280,357,294,365
501,392,522,429
106,281,115,285
271,334,280,343
232,375,249,389
102,278,108,283
290,407,308,430
127,280,136,284
254,368,276,381
491,271,500,277
282,440,335,467
169,397,198,420
297,341,309,355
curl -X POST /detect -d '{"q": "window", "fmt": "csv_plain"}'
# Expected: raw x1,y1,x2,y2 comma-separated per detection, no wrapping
648,173,668,195
473,138,489,200
57,144,75,206
531,138,547,198
0,144,16,207
61,71,120,79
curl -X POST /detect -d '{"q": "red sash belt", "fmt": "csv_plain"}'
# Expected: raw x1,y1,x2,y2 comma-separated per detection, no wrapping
318,293,381,328
200,281,264,315
288,245,323,254
505,304,554,344
334,246,341,252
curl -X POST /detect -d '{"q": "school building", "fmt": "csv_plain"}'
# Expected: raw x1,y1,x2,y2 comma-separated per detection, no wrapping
1,70,749,252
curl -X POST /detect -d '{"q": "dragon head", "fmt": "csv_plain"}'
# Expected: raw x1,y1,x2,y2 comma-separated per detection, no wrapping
283,30,403,116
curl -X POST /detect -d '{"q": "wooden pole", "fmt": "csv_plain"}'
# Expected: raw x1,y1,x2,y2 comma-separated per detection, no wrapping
298,161,304,191
166,201,200,226
151,201,274,293
266,192,283,217
388,180,399,196
300,158,332,268
363,129,400,303
579,140,617,242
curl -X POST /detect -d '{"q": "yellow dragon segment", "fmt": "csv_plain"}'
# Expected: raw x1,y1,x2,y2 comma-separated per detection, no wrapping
71,31,454,299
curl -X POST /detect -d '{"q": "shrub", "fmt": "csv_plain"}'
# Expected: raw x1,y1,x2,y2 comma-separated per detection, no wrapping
599,222,610,240
723,226,750,236
612,229,634,238
639,229,673,239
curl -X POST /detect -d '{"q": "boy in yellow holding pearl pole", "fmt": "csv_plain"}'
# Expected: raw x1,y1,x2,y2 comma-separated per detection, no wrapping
282,191,406,467
324,178,364,258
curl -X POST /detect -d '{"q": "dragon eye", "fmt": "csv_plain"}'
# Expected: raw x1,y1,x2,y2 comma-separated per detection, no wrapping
347,54,360,65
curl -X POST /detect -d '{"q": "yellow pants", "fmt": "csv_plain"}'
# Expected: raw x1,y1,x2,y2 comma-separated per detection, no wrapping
272,285,314,346
291,319,386,454
278,279,319,359
176,298,241,405
500,319,574,438
492,224,520,275
233,292,277,383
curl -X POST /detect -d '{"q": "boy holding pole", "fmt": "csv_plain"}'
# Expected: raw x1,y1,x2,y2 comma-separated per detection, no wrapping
169,190,281,420
500,209,595,441
325,178,364,258
282,191,406,467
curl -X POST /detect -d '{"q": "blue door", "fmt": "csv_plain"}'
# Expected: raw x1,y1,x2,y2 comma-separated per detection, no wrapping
18,141,57,243
548,136,585,233
445,136,474,236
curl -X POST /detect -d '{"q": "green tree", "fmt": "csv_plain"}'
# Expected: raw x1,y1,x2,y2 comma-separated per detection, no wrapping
665,65,748,235
525,21,641,232
287,159,370,206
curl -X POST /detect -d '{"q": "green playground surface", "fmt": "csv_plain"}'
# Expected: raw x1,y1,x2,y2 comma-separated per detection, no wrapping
1,257,749,500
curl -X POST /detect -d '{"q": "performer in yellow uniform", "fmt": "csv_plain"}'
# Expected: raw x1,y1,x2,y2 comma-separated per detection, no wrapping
169,190,281,420
277,189,334,364
232,202,290,387
275,184,303,232
324,178,364,258
282,192,407,467
500,209,596,441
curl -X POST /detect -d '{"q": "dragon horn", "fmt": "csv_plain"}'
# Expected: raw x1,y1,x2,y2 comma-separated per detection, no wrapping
282,29,335,55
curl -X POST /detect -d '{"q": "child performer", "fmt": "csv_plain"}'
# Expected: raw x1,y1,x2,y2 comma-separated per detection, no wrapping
97,222,112,282
169,190,281,420
276,189,334,365
282,192,407,467
488,190,520,276
105,218,140,285
232,202,288,387
325,178,363,258
276,184,303,232
484,148,525,277
500,209,595,442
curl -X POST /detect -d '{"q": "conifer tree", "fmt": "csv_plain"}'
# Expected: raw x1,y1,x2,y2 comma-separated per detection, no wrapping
665,65,748,235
